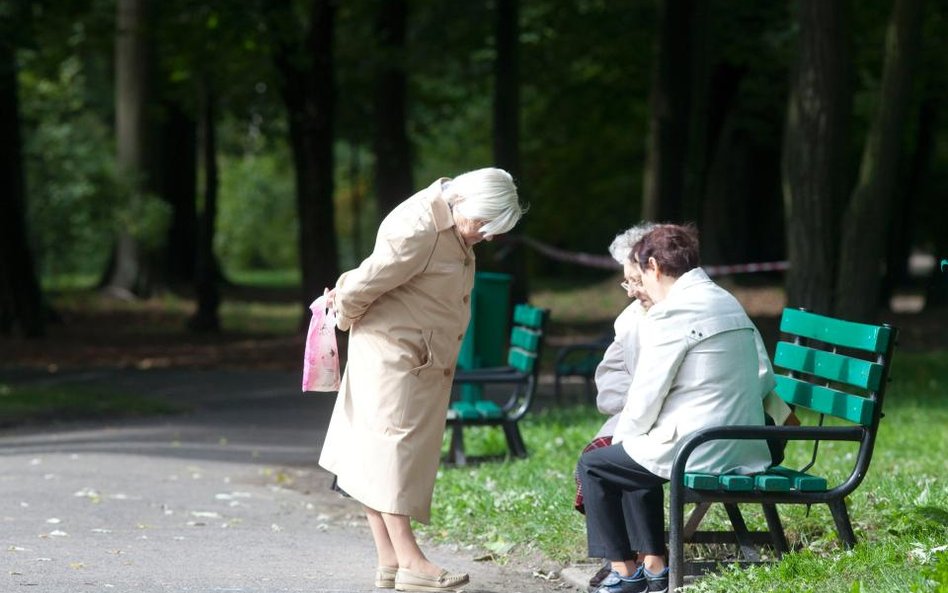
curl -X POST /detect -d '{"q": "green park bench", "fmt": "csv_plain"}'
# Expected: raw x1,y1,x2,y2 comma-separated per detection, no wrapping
666,307,899,591
552,334,612,401
445,303,550,465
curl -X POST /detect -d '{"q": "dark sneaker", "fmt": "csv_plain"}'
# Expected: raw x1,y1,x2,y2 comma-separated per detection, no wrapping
595,567,647,593
588,562,613,592
644,567,669,593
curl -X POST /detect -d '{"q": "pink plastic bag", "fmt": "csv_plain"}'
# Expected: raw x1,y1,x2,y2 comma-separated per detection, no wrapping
302,295,340,392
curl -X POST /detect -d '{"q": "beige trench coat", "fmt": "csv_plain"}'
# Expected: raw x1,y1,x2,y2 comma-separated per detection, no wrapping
318,179,474,524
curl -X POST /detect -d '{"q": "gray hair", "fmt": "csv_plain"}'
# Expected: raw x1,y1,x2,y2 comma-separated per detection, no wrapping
608,222,658,264
446,167,526,236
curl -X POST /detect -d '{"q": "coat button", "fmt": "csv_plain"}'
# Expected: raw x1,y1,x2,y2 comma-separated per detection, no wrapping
462,295,470,304
443,369,452,377
464,259,471,267
457,335,464,341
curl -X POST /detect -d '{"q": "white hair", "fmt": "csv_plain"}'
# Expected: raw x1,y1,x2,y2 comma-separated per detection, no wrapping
608,222,657,264
445,167,525,236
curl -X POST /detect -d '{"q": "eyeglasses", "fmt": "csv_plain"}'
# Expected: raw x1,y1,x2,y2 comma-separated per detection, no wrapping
620,279,643,293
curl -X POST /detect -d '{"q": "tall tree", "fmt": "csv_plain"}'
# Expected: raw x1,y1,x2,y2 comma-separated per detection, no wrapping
642,0,695,223
373,0,413,219
103,0,159,298
156,100,198,286
492,0,528,304
781,0,851,313
271,0,339,313
188,81,220,332
835,0,924,321
0,16,45,337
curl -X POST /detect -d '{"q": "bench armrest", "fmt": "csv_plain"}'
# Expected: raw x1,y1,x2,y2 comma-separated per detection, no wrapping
670,425,866,493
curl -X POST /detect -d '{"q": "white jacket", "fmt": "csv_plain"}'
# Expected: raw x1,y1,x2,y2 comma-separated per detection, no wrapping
612,268,773,479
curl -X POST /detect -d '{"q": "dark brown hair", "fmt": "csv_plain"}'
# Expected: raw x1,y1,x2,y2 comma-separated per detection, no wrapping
631,224,700,279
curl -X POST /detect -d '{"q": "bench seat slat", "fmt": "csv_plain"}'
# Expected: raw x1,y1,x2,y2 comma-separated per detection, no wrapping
683,469,827,492
774,342,883,391
774,375,875,425
770,466,828,491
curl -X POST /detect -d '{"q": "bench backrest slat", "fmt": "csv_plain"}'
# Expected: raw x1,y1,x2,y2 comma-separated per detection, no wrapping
507,347,537,373
774,342,884,391
779,308,893,354
513,304,546,329
505,305,548,374
510,326,541,351
773,375,875,425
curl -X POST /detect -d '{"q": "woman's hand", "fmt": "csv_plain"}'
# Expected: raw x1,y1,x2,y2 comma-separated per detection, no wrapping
324,287,337,310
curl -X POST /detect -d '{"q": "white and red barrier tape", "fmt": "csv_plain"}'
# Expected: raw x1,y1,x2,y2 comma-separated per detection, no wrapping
500,235,789,277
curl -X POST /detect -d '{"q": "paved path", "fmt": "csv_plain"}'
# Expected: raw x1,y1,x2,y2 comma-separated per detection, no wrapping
0,368,581,593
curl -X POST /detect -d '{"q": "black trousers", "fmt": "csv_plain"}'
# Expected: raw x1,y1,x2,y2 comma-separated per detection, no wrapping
577,443,668,560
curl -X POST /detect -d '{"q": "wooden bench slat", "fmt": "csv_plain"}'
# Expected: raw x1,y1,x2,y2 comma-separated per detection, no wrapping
774,375,875,425
770,466,828,491
774,342,883,391
779,307,893,354
510,326,541,351
754,474,791,492
506,347,536,373
683,473,719,490
513,304,545,328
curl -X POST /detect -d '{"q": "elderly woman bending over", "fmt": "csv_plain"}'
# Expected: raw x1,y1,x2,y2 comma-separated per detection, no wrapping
577,224,773,593
320,168,525,592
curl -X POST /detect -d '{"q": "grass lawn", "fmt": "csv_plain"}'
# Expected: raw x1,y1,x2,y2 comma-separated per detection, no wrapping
424,351,948,592
0,383,185,427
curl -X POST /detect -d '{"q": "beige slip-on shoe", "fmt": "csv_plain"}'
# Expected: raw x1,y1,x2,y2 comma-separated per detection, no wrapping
376,566,398,589
394,568,470,592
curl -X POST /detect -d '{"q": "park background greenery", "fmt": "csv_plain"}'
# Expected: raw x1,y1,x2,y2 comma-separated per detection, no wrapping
3,0,948,591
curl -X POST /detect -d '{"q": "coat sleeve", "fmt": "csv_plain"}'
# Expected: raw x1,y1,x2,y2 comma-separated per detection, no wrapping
612,320,688,442
333,221,437,331
595,302,644,415
594,339,631,415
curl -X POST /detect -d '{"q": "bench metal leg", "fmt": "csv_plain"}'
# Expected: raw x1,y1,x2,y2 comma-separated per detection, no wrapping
828,498,856,548
683,502,713,540
448,425,467,466
761,503,789,557
668,486,685,592
502,420,528,458
723,504,760,562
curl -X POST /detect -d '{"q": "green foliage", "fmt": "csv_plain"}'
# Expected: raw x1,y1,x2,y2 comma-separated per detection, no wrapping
20,50,117,279
421,351,948,591
216,142,298,272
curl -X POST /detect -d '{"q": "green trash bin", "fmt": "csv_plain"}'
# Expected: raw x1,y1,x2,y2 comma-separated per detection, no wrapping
457,272,512,404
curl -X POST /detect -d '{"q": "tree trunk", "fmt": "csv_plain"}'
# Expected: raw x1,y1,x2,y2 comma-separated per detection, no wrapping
158,101,198,286
188,83,220,333
781,0,851,314
104,0,157,298
642,0,694,223
373,0,413,220
491,0,529,304
835,0,923,321
701,112,750,266
882,98,935,304
0,35,44,337
272,0,339,315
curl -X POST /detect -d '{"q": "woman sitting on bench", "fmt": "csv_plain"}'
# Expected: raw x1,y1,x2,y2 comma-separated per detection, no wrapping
577,224,774,593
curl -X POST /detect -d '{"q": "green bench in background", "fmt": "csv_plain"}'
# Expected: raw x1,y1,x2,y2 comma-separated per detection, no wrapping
445,304,550,465
552,335,612,401
667,307,899,591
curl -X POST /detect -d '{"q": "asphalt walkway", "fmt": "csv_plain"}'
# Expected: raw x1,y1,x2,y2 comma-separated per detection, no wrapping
0,368,586,593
